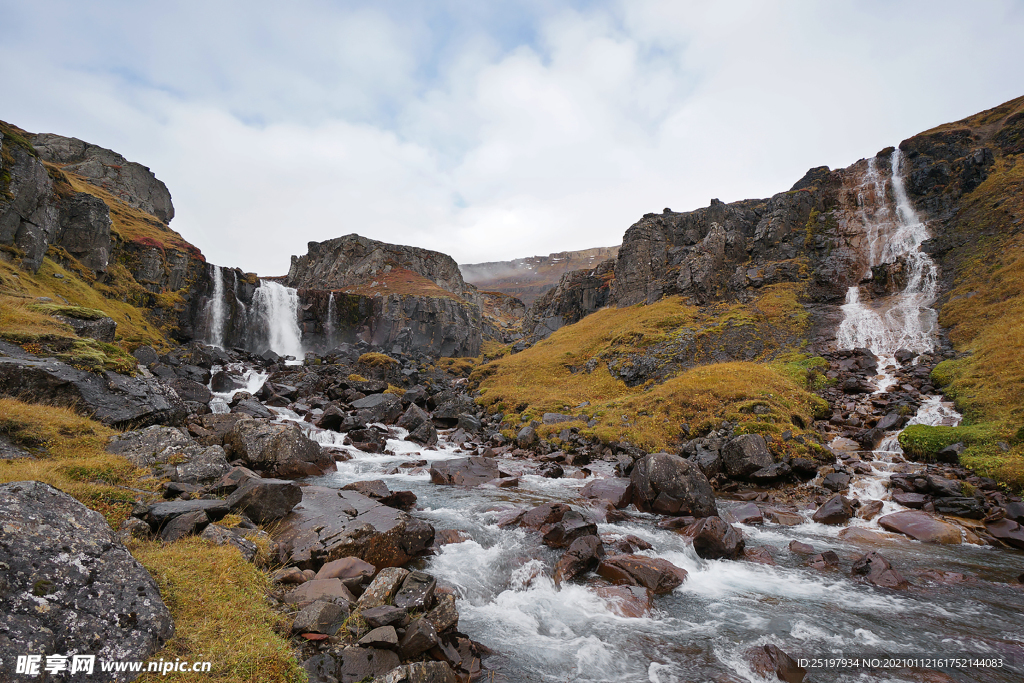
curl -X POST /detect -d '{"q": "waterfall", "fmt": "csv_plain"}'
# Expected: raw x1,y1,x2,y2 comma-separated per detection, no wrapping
836,148,939,363
205,264,226,348
325,292,336,348
250,280,305,359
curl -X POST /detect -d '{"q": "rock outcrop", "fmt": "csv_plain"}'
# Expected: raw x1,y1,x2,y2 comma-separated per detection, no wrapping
0,481,174,677
519,258,615,342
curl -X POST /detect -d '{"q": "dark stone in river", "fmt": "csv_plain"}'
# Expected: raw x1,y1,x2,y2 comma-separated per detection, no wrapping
629,452,718,517
596,554,687,594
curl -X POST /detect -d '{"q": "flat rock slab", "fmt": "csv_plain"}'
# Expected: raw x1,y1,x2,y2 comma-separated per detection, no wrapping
878,510,962,544
580,477,633,508
0,481,173,675
144,498,230,529
429,456,500,486
596,554,687,594
274,487,434,570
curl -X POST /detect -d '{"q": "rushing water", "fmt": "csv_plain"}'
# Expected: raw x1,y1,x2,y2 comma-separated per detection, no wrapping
248,280,305,359
204,264,227,348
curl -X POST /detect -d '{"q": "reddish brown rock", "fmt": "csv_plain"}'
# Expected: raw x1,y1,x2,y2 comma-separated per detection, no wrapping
596,554,687,594
878,510,962,544
593,585,653,618
812,494,853,525
851,551,908,589
580,477,634,508
985,518,1024,549
747,644,807,683
744,546,776,565
682,516,745,560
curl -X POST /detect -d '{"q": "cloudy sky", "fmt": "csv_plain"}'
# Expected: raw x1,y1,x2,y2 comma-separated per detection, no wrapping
3,1,1023,275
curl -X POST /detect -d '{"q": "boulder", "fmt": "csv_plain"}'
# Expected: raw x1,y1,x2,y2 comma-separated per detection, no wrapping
226,477,303,523
721,434,774,478
424,593,459,633
984,518,1024,549
520,502,571,529
596,554,687,594
207,465,260,494
200,524,260,562
353,393,405,424
892,492,928,509
858,500,884,520
838,527,886,544
878,510,962,544
811,494,853,525
316,557,376,582
359,625,399,649
765,509,804,526
580,477,633,508
357,568,411,610
285,578,357,608
821,472,852,492
343,479,392,499
373,662,457,683
0,345,187,428
397,403,431,432
0,482,173,671
743,546,776,565
406,420,438,447
541,510,598,548
187,412,250,446
747,644,806,683
725,502,763,525
851,551,908,589
393,571,436,610
429,457,500,486
397,618,438,659
275,487,434,570
338,646,401,683
592,585,653,618
143,498,230,530
362,605,411,629
167,377,213,404
630,452,718,517
516,424,538,448
292,600,348,635
682,516,745,559
553,535,604,585
160,509,209,541
224,418,334,477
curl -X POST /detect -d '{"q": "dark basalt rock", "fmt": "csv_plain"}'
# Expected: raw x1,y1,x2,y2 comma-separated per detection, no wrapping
224,418,334,477
0,342,187,428
630,452,718,517
596,554,688,594
429,456,500,487
580,477,633,508
0,481,174,677
682,516,745,559
811,494,853,525
851,551,908,589
721,434,774,478
226,476,303,523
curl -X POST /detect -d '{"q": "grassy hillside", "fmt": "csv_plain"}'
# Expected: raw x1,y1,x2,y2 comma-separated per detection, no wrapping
472,292,830,459
893,98,1024,488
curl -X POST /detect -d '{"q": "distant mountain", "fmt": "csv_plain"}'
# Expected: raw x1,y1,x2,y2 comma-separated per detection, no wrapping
460,246,619,306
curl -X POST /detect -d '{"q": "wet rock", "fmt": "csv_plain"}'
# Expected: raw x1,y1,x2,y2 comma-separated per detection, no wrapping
811,494,853,525
231,397,275,418
225,418,333,477
398,618,438,659
932,496,985,519
857,500,884,520
226,477,302,523
406,420,438,447
984,518,1024,549
397,403,431,431
394,571,436,610
765,509,804,526
592,585,653,618
292,600,348,635
274,487,434,569
554,535,604,584
851,551,908,589
429,456,500,486
580,477,634,508
807,551,840,570
358,567,411,610
200,524,259,562
0,348,187,428
682,516,745,560
353,393,404,424
596,554,688,594
0,481,173,673
743,546,776,565
725,502,763,524
838,527,886,544
721,434,774,478
630,452,718,517
542,510,598,548
167,377,212,404
822,471,852,492
537,462,564,478
878,510,962,544
925,474,962,498
747,644,807,683
343,479,392,499
338,645,401,683
788,541,815,555
892,492,929,509
373,661,457,683
520,502,571,529
207,465,260,494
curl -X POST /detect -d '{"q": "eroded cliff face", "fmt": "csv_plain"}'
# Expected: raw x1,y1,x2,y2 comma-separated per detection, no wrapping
1,121,206,341
520,258,615,342
461,246,619,307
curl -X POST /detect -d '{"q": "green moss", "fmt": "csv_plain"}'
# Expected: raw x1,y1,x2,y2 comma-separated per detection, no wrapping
897,423,997,460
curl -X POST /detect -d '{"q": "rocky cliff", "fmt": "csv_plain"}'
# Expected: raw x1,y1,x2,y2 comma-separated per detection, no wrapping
1,120,206,343
461,246,619,306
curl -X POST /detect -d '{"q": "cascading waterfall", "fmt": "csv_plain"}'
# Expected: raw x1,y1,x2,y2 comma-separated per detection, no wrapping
249,280,305,359
836,149,940,388
325,292,336,348
204,264,227,348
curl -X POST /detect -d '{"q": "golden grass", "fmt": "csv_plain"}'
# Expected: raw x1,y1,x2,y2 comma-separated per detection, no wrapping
930,156,1024,486
131,538,304,683
340,266,462,300
0,398,142,527
474,294,827,455
358,352,399,367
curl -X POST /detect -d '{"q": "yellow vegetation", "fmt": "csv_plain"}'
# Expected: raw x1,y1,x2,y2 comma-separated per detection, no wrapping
358,352,399,367
132,538,304,683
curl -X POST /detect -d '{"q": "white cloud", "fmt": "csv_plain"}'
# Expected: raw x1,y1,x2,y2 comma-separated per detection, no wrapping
2,0,1023,274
